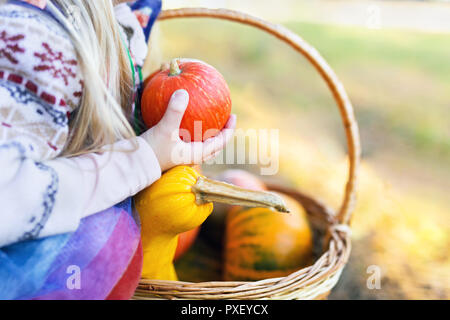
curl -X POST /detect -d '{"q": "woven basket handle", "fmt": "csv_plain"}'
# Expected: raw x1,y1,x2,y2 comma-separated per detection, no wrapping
157,8,361,225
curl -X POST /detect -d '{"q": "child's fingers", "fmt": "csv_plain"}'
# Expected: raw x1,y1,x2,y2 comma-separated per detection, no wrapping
203,150,221,163
186,141,203,164
181,114,237,165
158,89,189,134
186,137,227,164
201,122,235,159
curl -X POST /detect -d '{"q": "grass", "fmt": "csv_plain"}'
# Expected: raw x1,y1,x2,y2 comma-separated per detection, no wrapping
288,22,450,159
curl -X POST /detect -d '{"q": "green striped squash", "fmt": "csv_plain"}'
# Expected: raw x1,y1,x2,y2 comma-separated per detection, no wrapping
224,193,313,281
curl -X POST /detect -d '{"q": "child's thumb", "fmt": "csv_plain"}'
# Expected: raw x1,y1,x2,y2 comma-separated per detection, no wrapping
159,89,189,131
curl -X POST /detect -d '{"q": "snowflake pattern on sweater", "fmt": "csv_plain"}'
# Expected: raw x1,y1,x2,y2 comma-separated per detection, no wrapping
33,42,78,86
0,3,82,159
0,31,25,64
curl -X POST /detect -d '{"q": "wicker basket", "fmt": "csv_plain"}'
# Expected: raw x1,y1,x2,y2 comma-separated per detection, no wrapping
133,7,361,300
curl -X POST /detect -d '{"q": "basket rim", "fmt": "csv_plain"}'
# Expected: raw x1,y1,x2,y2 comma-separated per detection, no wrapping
134,7,360,300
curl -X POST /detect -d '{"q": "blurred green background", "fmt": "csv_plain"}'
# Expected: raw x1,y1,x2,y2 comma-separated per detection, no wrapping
147,0,450,299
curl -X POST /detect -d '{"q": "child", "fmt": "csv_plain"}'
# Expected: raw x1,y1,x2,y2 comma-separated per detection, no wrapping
0,0,235,299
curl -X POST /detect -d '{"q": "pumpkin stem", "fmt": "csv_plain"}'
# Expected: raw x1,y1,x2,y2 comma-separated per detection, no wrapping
169,59,181,76
192,176,290,213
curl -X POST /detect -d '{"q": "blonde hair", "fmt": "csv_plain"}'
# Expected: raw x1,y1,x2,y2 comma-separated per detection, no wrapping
47,0,137,157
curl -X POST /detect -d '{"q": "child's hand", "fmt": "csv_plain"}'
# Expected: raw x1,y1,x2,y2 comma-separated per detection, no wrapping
141,89,236,172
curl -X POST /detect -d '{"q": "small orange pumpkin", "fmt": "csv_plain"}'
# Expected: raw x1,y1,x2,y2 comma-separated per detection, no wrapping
174,226,200,261
224,193,313,281
142,59,232,142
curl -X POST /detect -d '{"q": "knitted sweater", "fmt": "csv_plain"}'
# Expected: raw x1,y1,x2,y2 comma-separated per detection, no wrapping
0,0,162,247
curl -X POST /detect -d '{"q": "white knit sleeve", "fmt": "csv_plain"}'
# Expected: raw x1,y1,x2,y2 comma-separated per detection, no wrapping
38,137,161,240
0,137,161,247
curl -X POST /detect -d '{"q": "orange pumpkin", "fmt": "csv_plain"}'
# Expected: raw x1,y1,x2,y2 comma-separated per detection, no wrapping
142,59,232,142
174,226,200,261
224,193,313,281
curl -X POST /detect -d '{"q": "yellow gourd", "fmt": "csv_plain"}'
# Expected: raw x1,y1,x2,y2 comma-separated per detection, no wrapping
135,166,288,280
